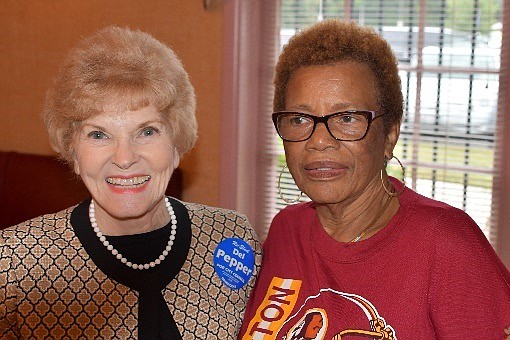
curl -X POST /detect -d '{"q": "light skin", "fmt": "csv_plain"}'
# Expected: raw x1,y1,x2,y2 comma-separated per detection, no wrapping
283,61,400,242
72,104,180,236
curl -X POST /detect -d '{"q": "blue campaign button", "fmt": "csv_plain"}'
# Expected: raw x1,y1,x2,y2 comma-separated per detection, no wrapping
213,238,255,290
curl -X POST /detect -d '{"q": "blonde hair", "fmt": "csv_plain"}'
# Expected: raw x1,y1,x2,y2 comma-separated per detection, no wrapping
43,26,197,164
274,19,403,133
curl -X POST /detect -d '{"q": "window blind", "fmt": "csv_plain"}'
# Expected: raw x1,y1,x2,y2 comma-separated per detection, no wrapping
258,0,507,247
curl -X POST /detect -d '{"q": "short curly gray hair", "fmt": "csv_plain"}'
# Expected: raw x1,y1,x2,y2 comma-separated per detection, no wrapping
43,26,197,164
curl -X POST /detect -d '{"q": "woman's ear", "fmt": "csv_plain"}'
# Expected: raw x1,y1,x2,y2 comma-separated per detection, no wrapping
384,122,400,158
172,147,180,170
72,152,81,176
68,132,81,176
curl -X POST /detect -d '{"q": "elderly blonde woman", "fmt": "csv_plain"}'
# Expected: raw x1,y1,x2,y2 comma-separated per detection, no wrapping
240,20,510,339
0,26,261,339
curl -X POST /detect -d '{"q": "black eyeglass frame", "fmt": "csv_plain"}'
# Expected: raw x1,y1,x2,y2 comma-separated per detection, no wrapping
272,110,385,142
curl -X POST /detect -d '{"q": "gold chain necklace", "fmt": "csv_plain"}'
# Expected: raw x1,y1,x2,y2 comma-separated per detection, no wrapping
349,194,393,242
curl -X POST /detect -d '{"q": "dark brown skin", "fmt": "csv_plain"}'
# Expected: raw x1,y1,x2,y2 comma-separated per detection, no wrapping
283,61,400,242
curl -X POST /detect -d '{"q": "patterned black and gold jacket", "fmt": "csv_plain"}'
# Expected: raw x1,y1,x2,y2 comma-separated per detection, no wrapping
0,197,262,339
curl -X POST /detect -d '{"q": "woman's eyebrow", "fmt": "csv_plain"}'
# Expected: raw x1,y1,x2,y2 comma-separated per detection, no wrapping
137,119,166,128
287,103,356,112
330,102,354,111
80,123,105,130
286,104,313,111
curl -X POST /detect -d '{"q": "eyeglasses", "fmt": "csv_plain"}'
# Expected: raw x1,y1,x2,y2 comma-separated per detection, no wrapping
272,110,384,142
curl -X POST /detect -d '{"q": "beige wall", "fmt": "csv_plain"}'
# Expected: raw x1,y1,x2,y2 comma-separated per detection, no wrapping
0,1,223,206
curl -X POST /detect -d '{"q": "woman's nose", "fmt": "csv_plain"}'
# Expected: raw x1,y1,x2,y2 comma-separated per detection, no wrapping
306,122,339,150
112,138,139,169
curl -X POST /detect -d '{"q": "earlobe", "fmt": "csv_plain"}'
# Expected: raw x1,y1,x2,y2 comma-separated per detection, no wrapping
385,123,400,157
72,153,81,176
173,148,180,170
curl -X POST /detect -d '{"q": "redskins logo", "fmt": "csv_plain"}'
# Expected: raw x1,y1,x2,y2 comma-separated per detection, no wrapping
281,288,396,340
242,278,396,339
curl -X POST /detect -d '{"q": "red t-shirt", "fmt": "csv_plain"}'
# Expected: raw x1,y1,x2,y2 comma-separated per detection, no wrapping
239,183,510,339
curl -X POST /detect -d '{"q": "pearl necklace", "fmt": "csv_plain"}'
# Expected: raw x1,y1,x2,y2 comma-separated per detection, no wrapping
88,197,177,270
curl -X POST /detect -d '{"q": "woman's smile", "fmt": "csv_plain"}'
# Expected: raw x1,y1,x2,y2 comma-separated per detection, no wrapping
106,175,152,193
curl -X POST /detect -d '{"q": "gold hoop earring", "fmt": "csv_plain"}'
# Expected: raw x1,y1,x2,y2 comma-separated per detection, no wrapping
380,155,406,197
278,165,303,204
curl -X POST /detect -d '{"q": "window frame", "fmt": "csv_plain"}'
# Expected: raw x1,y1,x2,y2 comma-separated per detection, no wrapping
220,0,279,230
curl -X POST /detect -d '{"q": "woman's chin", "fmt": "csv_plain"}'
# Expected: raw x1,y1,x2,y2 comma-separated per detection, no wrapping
103,207,147,222
305,190,346,205
93,198,152,221
299,181,348,203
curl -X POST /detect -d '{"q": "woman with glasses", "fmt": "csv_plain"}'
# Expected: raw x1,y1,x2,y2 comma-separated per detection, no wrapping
240,20,510,339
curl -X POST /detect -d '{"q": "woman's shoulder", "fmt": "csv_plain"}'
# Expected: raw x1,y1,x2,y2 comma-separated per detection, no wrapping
272,201,315,223
401,188,490,250
173,198,259,237
0,206,75,244
401,187,475,225
177,199,249,220
263,202,315,241
3,206,73,229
